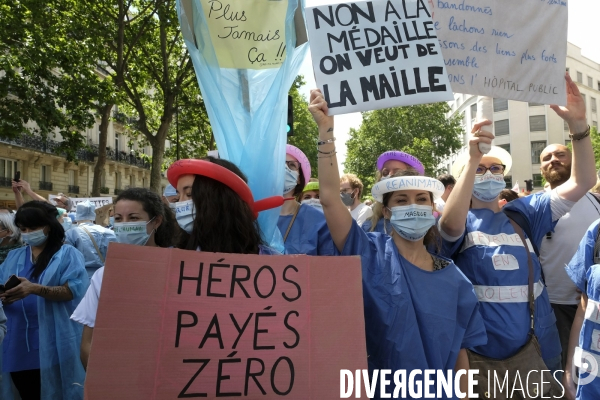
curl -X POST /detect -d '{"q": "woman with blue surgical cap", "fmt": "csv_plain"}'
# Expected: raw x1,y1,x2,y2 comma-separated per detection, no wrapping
0,201,88,400
278,144,334,255
72,188,177,370
162,183,178,206
65,201,117,278
309,89,487,399
439,74,596,386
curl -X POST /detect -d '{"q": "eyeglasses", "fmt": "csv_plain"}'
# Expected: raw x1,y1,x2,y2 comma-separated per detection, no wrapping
285,161,300,172
476,164,506,175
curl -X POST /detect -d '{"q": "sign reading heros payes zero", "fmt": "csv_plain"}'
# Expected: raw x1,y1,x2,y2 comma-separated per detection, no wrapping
200,0,289,70
306,0,453,115
84,244,368,399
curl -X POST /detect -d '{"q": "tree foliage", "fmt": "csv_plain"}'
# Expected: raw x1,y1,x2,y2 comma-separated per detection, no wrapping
287,76,319,177
592,126,600,171
344,102,464,193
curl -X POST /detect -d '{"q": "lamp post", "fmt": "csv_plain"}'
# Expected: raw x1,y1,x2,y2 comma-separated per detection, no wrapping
176,92,180,160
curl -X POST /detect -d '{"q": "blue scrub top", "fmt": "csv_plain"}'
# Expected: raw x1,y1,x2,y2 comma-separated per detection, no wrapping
65,222,117,277
361,217,389,235
566,219,600,400
2,247,40,372
277,204,335,255
342,221,487,399
442,192,561,363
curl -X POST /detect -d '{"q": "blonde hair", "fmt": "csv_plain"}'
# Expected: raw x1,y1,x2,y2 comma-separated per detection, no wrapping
340,174,364,198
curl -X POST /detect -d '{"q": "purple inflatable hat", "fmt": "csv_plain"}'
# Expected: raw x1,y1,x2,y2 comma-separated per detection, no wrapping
376,150,425,176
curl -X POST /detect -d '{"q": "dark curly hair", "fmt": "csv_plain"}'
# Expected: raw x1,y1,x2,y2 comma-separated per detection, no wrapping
15,201,64,279
177,157,265,254
115,188,178,247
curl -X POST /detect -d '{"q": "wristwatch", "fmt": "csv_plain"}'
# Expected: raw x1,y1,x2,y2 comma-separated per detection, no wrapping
569,125,591,141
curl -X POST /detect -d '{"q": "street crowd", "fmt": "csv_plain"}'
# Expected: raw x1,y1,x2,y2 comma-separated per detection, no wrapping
1,74,600,399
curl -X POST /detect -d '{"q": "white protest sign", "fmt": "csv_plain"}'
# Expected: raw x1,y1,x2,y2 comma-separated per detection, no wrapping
48,195,113,212
306,0,454,115
431,0,567,105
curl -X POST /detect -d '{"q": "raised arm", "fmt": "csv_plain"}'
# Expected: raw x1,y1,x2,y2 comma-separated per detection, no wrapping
551,73,597,201
439,122,494,238
17,179,49,203
308,89,353,252
12,180,24,209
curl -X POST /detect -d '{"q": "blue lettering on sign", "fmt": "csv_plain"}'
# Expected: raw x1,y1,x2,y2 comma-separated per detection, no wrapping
495,43,515,57
439,40,465,50
448,16,485,34
437,0,493,15
445,56,479,68
491,29,514,38
546,0,566,6
541,50,557,63
448,74,465,84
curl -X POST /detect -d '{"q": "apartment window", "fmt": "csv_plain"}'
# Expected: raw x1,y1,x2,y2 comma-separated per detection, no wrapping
115,172,121,189
588,76,593,87
40,165,50,182
493,98,508,112
0,158,17,180
504,176,512,189
115,134,119,151
470,103,477,123
494,119,510,136
531,141,547,164
593,121,598,129
592,97,597,113
564,119,569,131
129,175,134,188
533,174,544,188
498,144,511,154
529,102,544,107
582,93,586,106
577,72,583,83
529,115,546,131
598,81,600,91
68,170,75,185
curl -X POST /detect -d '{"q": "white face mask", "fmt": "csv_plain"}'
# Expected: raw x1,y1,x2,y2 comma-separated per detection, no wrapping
473,172,506,202
387,204,436,241
301,198,323,211
283,165,299,194
175,200,195,234
114,218,155,246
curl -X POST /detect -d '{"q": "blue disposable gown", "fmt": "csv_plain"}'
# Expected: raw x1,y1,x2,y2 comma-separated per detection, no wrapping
442,192,561,364
0,245,89,400
342,221,487,399
277,204,335,255
65,222,117,277
566,218,600,400
361,217,389,235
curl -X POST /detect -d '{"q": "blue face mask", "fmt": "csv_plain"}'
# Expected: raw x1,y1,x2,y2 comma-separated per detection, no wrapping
175,200,195,234
283,165,299,194
301,198,323,212
388,204,436,241
473,171,506,202
62,217,72,232
109,216,115,226
21,228,48,247
114,218,155,246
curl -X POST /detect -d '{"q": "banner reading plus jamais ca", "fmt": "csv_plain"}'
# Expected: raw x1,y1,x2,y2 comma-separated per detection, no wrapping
84,244,367,399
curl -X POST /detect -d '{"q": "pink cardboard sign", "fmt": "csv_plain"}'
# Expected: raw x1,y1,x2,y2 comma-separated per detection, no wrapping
85,244,367,399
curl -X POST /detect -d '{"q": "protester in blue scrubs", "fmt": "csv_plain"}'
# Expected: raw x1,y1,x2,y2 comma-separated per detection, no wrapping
0,201,89,400
362,150,425,234
309,89,487,399
278,144,334,255
563,219,600,400
169,157,282,255
71,188,178,370
439,73,596,378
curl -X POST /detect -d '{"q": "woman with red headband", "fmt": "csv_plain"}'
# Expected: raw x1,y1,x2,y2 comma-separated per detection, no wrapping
168,157,280,255
278,144,334,255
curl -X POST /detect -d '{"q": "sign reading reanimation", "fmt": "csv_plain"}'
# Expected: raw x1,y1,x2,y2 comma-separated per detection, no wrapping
306,0,453,115
85,244,367,399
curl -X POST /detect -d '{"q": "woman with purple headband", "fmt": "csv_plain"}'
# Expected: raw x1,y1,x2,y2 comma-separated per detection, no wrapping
362,150,426,234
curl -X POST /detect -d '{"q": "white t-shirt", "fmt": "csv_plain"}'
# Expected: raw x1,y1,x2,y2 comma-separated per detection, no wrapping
434,198,446,213
71,267,104,328
540,193,600,304
350,202,373,227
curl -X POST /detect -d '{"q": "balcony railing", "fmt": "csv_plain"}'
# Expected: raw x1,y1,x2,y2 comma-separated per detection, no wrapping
39,181,53,191
0,177,12,188
68,185,79,194
0,134,150,169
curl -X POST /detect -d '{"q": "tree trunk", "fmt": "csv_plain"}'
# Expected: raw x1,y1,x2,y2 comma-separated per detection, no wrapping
91,104,112,196
149,122,169,193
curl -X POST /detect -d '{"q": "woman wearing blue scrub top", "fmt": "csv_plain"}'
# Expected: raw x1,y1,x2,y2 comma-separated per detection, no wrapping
309,90,487,399
0,201,89,400
278,144,334,255
439,73,597,379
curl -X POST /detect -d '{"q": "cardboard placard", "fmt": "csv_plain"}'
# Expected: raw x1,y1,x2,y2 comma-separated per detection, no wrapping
200,0,289,69
431,0,567,104
85,244,367,399
306,0,454,115
48,195,112,212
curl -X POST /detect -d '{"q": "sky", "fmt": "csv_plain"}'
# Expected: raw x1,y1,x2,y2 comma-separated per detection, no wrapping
298,0,600,172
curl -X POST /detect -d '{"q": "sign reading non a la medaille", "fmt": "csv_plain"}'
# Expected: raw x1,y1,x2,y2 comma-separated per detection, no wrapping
85,244,367,399
306,0,453,115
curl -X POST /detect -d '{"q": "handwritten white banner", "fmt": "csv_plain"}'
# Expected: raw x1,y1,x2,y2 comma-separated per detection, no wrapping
431,0,567,105
306,0,453,115
49,195,113,212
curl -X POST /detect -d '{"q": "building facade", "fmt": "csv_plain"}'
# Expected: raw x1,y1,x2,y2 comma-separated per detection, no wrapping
446,42,599,190
0,110,163,209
